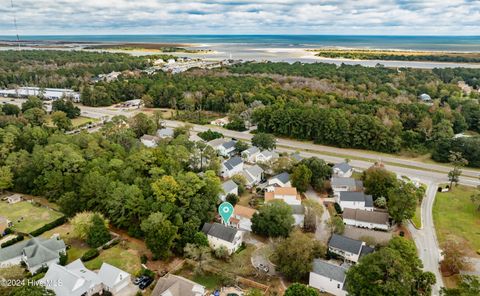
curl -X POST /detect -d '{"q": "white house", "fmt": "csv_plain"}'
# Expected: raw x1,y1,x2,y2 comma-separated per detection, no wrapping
231,205,256,232
6,194,22,204
331,177,363,197
266,172,291,191
0,237,66,273
152,274,206,296
207,138,227,150
255,150,279,163
202,222,243,254
333,162,353,178
40,260,132,296
328,234,374,264
140,135,160,148
98,262,131,294
221,157,244,178
264,187,300,205
337,191,374,211
242,146,260,163
309,259,348,296
219,180,238,201
156,127,174,139
241,165,264,187
342,208,390,231
217,140,237,157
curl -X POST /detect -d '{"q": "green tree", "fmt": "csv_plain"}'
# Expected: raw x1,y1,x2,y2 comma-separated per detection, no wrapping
252,132,276,150
23,108,47,126
387,182,421,224
51,111,72,131
198,129,223,142
441,275,480,296
226,193,239,206
151,175,180,203
141,212,178,259
8,285,55,296
448,151,468,188
285,283,319,296
300,157,332,191
52,99,81,118
441,239,470,275
234,140,249,153
251,200,294,237
231,174,247,195
184,243,212,274
363,165,398,200
0,166,13,193
327,215,345,234
21,96,43,112
274,229,322,281
86,213,111,248
291,164,312,193
129,113,156,138
2,103,20,116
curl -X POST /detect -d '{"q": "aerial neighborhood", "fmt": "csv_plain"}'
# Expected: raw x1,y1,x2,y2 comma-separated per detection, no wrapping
0,41,479,296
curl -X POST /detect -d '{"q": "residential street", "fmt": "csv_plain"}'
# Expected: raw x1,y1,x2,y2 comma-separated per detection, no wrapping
407,182,444,296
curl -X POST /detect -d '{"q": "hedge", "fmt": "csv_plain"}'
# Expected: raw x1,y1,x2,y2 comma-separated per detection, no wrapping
81,248,100,262
1,235,24,248
29,216,67,237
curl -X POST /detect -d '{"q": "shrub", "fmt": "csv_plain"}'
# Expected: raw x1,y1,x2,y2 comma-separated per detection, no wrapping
140,254,148,264
59,252,68,266
4,227,13,235
29,216,67,237
333,203,343,214
226,193,239,206
213,246,230,260
81,248,99,262
1,234,24,248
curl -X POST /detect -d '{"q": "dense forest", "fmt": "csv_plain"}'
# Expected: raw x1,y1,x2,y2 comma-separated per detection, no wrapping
314,50,480,63
2,50,480,164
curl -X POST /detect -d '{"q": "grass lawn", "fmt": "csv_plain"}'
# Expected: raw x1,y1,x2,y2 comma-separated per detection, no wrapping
433,185,480,256
71,116,99,127
0,200,63,233
412,204,422,229
84,243,141,274
192,273,224,290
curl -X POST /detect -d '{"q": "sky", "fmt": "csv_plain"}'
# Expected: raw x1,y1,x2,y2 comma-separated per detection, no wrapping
1,0,480,35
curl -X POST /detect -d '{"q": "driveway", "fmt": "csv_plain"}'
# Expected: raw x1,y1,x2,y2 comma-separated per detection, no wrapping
343,226,393,245
407,182,444,296
251,243,276,276
304,189,331,243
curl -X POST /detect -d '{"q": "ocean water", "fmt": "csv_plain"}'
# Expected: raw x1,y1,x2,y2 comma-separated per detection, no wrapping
1,35,480,51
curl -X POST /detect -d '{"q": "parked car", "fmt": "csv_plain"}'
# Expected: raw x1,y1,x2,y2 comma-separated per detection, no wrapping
139,276,153,290
133,275,147,285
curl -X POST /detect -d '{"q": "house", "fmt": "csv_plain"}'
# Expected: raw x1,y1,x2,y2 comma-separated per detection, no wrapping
98,262,131,294
342,208,390,230
337,191,374,211
0,216,12,235
221,157,244,178
328,234,374,264
264,187,301,205
267,172,291,190
331,177,363,196
39,260,132,296
255,150,279,163
140,135,160,148
241,165,264,187
242,146,260,163
219,180,238,201
0,237,66,273
152,274,206,296
231,205,256,231
207,138,227,150
419,93,432,102
332,162,353,178
156,127,174,139
309,259,348,296
202,222,243,254
6,194,22,204
218,140,237,157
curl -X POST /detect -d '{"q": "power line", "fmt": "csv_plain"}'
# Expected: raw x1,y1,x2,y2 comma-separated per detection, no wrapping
10,0,20,49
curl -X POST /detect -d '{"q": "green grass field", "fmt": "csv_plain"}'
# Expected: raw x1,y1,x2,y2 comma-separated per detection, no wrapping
433,185,480,256
411,204,422,229
84,243,141,274
71,116,99,127
0,200,63,233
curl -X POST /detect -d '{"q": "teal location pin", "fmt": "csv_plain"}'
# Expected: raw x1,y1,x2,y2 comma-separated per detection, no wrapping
219,202,234,224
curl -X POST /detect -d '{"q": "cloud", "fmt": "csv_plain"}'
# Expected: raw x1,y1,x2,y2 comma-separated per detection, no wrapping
1,0,479,35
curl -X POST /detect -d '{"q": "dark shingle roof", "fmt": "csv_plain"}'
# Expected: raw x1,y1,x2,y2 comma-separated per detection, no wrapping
329,234,363,255
333,162,352,173
339,192,373,204
360,245,375,258
222,140,237,150
312,259,347,283
331,177,357,188
202,223,239,243
224,157,243,170
222,180,238,193
342,208,389,225
365,195,374,208
272,172,290,184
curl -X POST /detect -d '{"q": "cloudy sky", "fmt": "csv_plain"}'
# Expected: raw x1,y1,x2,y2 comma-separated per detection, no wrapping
2,0,479,35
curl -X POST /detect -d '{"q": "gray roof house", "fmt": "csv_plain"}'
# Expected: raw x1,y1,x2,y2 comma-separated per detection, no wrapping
152,274,206,296
309,259,348,296
331,177,363,190
338,191,374,211
242,164,264,187
221,157,244,178
268,172,290,187
156,127,174,139
0,237,66,273
224,156,243,171
328,234,375,263
202,222,243,254
219,180,239,201
242,146,260,162
333,162,353,177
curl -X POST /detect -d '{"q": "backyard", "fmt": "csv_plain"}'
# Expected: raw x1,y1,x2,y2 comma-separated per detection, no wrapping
433,185,480,256
0,199,63,233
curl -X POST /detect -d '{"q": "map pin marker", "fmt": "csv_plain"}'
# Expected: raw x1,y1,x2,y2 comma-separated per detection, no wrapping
219,202,234,225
